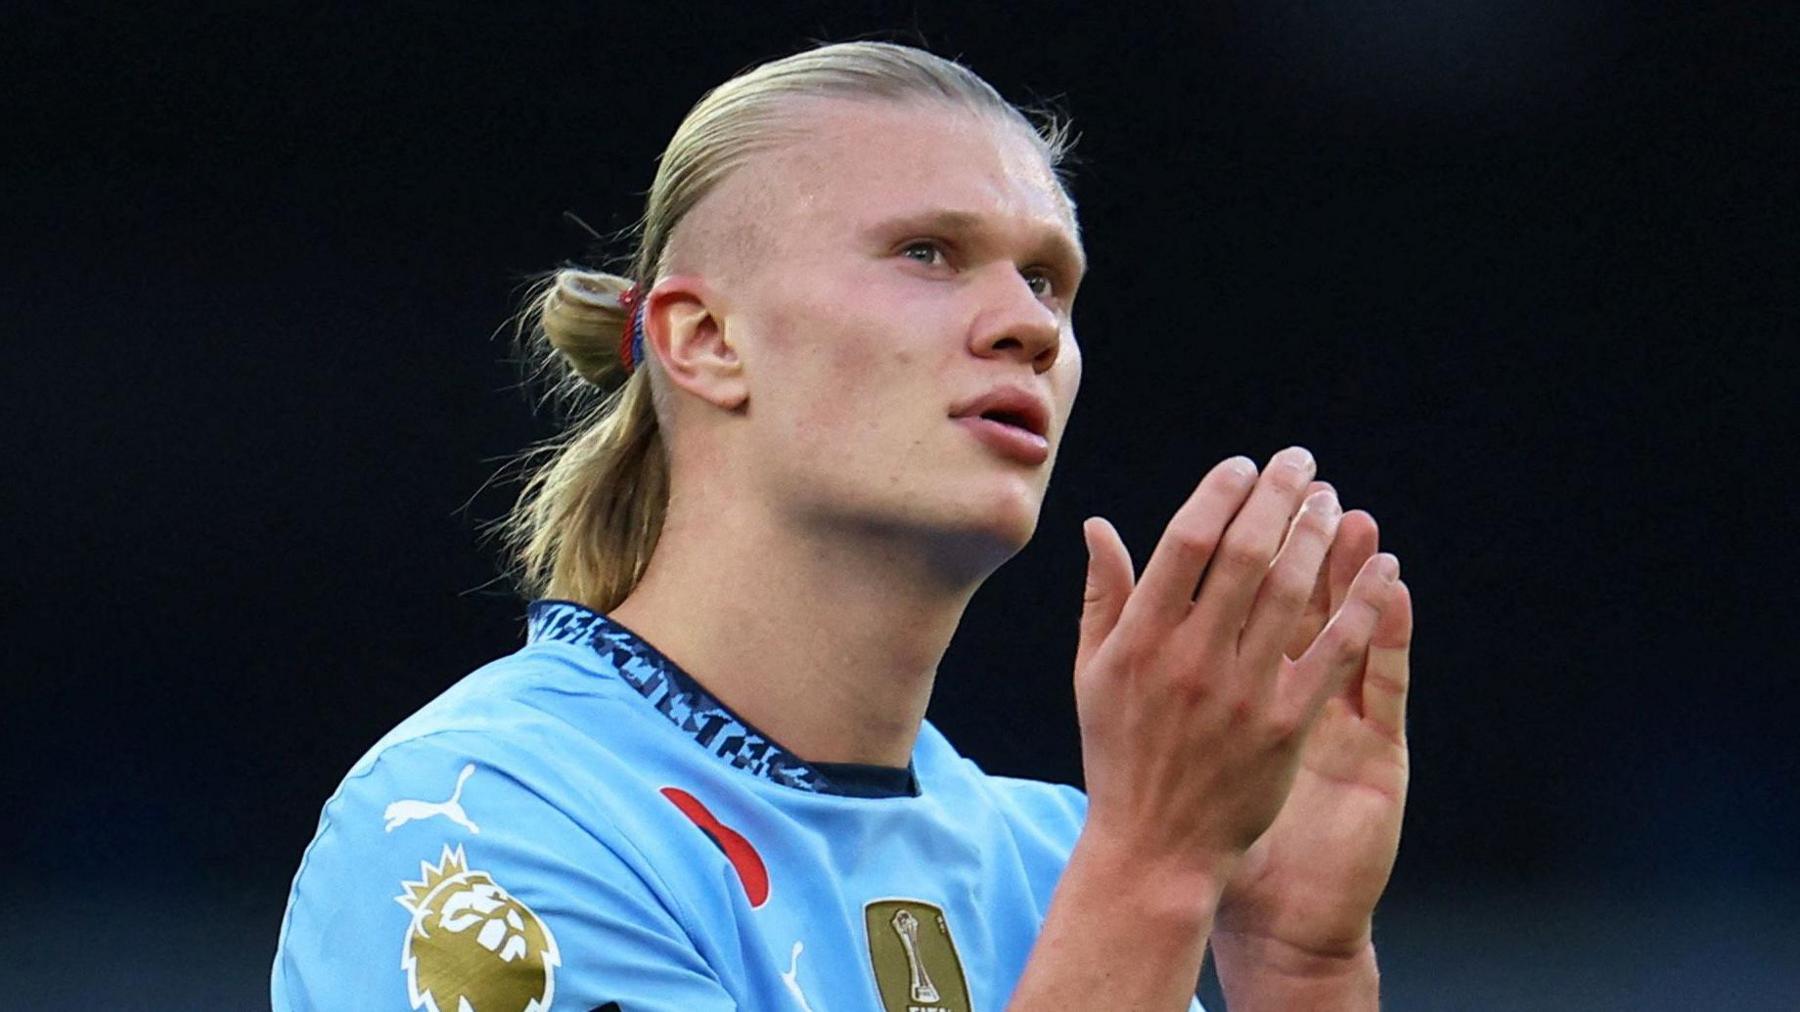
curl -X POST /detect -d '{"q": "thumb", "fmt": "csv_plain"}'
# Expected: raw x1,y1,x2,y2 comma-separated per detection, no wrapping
1076,517,1135,674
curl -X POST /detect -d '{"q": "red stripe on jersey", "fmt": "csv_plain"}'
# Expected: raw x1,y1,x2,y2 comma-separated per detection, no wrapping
659,786,771,908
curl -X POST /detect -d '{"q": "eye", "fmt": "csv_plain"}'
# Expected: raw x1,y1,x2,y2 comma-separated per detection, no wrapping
1022,269,1056,299
899,240,949,267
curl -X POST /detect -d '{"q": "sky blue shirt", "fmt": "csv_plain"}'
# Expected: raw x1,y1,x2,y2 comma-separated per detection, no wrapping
273,600,1203,1011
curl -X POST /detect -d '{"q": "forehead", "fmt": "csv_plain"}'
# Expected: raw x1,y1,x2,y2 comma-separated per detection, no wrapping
739,98,1080,258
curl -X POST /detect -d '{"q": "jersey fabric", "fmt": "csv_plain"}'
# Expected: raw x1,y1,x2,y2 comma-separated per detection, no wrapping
273,599,1204,1011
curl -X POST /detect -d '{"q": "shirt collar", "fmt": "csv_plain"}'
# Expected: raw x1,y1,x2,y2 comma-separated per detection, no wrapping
526,599,919,799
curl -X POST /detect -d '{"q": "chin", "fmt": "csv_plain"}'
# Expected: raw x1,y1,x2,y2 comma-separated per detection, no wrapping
796,473,1045,579
937,490,1043,560
914,520,1035,587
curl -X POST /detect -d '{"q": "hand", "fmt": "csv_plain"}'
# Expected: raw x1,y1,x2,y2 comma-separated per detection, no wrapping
1215,491,1413,962
1072,449,1400,896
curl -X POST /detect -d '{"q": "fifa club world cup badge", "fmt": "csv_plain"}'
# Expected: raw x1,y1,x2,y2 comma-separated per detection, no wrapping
864,899,972,1012
395,844,561,1012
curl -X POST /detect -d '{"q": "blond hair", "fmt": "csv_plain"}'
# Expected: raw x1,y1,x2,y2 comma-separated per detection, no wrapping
500,41,1073,611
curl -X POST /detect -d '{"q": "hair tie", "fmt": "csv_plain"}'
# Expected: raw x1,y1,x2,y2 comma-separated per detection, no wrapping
615,285,646,374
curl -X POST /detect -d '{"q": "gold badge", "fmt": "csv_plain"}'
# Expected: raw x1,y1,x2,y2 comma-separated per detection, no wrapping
864,899,972,1012
395,844,561,1012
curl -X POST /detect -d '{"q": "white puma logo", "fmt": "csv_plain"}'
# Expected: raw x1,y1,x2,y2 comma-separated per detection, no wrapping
383,763,481,834
780,940,816,1012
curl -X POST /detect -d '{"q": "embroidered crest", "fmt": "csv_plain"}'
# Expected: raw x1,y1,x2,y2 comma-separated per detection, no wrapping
395,844,561,1012
864,899,971,1012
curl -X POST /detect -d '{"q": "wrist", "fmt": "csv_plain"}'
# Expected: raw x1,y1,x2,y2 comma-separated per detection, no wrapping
1010,828,1226,1009
1212,930,1379,1012
1065,828,1231,933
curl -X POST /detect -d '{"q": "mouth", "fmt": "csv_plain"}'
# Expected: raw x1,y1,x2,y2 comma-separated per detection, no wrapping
951,385,1051,439
949,385,1053,466
976,407,1043,436
955,415,1050,466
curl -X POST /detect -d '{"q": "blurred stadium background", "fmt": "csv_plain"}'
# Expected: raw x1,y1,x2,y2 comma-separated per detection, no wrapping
5,3,1792,1007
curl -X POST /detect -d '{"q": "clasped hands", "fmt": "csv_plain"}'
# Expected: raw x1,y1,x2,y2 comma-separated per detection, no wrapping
1073,447,1414,986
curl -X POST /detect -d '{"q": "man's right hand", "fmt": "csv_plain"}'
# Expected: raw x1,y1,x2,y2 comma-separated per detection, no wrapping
1010,448,1399,1011
1073,446,1395,883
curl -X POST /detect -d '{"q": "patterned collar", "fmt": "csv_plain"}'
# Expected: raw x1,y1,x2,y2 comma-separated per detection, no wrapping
526,600,918,798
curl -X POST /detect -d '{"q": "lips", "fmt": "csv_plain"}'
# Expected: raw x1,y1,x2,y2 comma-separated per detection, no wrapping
956,415,1050,465
951,385,1053,466
950,385,1051,439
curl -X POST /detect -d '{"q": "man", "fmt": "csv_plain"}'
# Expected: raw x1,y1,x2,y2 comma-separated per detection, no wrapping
274,41,1411,1010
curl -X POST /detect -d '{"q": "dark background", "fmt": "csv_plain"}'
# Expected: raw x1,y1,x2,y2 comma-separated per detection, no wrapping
5,2,1794,1008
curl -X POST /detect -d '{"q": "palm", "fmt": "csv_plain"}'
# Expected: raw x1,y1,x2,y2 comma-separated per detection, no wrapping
1218,507,1414,955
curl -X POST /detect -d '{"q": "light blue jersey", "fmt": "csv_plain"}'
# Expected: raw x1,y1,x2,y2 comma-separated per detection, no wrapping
274,600,1202,1011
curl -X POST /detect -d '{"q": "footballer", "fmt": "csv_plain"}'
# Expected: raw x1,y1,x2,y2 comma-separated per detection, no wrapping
273,40,1413,1011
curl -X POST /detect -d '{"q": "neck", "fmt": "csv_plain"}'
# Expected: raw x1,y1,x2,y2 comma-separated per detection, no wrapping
606,504,1000,770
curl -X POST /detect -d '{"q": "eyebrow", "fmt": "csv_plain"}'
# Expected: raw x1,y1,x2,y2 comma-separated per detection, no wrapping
869,209,1088,280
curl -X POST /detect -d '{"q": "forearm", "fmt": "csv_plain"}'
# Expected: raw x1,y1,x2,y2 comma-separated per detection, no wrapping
1009,833,1219,1010
1212,930,1380,1012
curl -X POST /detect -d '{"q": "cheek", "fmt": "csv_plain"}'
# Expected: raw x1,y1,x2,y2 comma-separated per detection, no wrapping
765,299,925,437
1046,339,1083,428
792,348,916,450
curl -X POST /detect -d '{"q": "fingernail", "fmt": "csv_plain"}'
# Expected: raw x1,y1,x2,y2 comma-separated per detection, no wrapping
1281,446,1316,475
1375,553,1399,581
1225,455,1256,477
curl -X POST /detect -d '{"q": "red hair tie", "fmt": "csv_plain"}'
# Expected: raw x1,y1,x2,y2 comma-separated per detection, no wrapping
616,284,643,373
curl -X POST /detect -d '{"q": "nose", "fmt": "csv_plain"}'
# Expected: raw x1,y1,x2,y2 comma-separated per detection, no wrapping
968,266,1062,373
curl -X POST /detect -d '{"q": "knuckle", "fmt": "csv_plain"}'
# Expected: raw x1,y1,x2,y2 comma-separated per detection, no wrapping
1118,639,1155,669
1363,668,1407,696
1166,524,1219,561
1266,570,1314,610
1172,673,1216,705
1215,537,1267,574
1345,593,1384,626
1226,695,1257,726
1326,627,1366,666
1263,707,1303,740
1120,639,1172,680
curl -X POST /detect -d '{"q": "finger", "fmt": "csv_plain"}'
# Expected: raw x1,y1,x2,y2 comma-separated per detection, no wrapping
1283,480,1337,660
1361,578,1413,738
1328,510,1380,618
1284,553,1400,721
1187,446,1318,640
1125,455,1260,632
1075,517,1137,675
1241,488,1342,673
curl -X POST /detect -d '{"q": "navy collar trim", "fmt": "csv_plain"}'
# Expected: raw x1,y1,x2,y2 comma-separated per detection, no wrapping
526,599,919,799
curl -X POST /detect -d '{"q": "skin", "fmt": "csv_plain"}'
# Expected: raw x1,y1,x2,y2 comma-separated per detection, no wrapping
612,98,1083,768
606,96,1413,1008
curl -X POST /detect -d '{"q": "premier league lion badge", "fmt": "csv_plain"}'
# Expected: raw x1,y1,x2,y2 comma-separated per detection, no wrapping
395,844,561,1012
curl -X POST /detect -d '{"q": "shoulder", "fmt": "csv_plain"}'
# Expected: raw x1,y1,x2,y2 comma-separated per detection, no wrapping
272,651,732,1011
288,637,689,898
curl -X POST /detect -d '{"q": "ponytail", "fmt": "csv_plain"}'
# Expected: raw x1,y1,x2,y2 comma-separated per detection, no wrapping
498,268,668,611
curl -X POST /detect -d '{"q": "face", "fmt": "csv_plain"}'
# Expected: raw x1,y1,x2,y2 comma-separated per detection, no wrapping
680,99,1086,566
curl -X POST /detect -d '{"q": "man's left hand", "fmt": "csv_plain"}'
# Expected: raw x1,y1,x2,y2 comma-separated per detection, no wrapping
1215,493,1414,966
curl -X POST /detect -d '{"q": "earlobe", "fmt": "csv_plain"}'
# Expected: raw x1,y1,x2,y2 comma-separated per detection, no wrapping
644,277,748,411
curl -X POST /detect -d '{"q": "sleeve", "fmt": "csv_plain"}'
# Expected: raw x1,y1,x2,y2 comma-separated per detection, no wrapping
272,733,736,1012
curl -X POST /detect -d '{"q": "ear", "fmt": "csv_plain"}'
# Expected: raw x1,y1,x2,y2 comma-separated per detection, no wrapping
642,274,747,411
